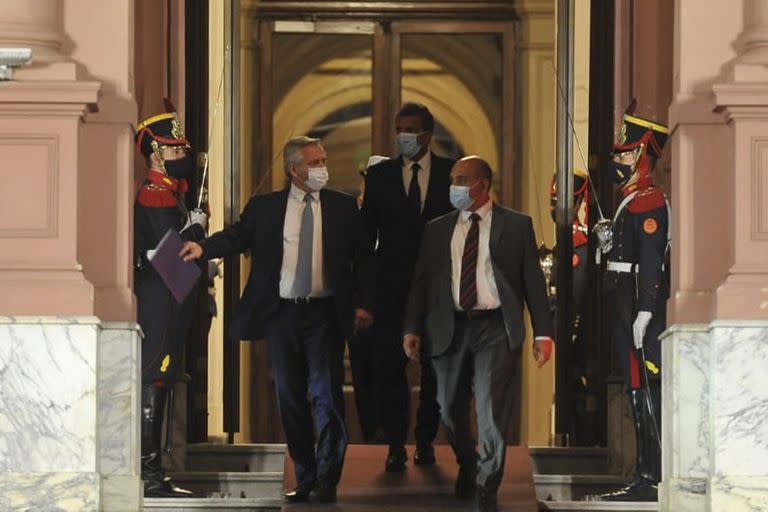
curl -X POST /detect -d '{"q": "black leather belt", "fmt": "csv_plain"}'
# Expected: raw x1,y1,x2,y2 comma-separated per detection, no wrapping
280,296,332,305
454,308,501,321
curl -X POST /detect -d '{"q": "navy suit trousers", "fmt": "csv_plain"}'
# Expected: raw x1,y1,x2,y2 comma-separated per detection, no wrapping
266,299,347,488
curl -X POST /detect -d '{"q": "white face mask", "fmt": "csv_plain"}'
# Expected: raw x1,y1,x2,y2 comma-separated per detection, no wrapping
305,166,329,191
397,132,424,159
449,181,481,211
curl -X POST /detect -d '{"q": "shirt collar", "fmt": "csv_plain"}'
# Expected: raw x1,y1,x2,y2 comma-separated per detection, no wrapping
289,182,320,203
403,150,431,171
460,197,493,222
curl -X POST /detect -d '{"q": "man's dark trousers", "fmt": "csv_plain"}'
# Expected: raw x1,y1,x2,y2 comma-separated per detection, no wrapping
432,310,521,492
373,291,440,449
265,298,347,490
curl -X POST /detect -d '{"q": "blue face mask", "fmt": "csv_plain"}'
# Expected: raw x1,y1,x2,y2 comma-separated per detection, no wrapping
449,182,480,211
397,132,423,160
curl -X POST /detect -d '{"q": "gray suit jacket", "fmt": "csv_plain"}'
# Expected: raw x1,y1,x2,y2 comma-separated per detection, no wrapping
403,204,554,357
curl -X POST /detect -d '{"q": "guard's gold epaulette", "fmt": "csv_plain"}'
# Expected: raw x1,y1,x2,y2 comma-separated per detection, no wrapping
137,184,177,207
628,188,666,213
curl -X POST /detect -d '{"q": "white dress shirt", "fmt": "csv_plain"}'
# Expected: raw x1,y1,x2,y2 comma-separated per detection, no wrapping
450,198,500,310
402,151,431,211
280,183,328,298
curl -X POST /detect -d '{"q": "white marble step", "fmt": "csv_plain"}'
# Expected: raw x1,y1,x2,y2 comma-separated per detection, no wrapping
186,443,286,472
534,474,628,501
538,501,658,511
167,471,283,499
143,497,281,511
529,447,611,475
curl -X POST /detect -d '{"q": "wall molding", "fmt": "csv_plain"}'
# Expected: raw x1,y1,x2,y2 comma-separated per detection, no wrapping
752,137,768,240
0,134,58,239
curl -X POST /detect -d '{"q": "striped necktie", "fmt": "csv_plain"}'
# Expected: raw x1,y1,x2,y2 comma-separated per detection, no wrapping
459,213,481,310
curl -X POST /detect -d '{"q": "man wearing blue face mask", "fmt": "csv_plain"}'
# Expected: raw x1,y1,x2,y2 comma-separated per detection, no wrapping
403,156,554,512
180,136,375,503
361,103,455,472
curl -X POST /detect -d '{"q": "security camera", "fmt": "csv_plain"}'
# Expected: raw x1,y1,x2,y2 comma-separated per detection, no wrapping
0,48,33,81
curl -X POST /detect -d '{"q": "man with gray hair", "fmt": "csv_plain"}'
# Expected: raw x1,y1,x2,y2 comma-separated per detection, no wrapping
181,136,375,503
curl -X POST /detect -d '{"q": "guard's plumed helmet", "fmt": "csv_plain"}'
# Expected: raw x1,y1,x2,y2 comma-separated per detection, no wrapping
610,99,669,189
135,98,190,159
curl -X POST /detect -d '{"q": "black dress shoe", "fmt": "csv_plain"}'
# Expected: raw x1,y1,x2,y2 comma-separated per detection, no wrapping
414,445,436,466
474,489,499,512
455,464,476,499
594,476,658,502
283,486,311,503
143,474,195,498
310,485,337,503
385,446,407,472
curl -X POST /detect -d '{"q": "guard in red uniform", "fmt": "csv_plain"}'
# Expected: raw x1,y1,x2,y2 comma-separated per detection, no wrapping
597,104,670,502
548,168,591,439
134,104,206,497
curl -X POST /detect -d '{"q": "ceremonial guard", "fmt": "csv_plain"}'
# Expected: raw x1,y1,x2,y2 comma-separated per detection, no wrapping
134,103,206,497
595,104,670,501
547,168,591,438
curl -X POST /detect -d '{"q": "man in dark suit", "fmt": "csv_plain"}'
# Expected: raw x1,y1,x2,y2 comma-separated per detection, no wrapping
180,136,374,503
403,156,554,512
361,103,455,471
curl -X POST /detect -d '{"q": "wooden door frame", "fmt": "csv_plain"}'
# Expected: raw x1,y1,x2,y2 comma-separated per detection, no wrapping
252,19,519,204
228,5,523,442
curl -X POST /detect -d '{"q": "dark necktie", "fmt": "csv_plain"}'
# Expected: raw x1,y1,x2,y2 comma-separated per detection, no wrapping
408,162,421,214
293,193,313,298
459,213,481,310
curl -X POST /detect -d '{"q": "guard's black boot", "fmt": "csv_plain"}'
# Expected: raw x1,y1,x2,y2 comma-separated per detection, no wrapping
141,384,194,498
647,380,663,482
593,389,657,501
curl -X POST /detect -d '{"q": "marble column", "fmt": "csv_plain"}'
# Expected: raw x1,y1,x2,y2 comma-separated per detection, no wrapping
0,318,142,511
0,1,143,510
664,1,768,511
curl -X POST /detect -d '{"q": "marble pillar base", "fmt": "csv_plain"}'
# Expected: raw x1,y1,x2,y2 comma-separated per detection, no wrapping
709,475,768,511
99,322,143,511
103,474,144,511
662,321,768,512
0,472,100,511
0,317,142,511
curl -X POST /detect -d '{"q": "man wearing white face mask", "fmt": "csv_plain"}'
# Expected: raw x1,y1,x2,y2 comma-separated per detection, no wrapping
403,156,554,512
361,103,455,472
180,136,375,503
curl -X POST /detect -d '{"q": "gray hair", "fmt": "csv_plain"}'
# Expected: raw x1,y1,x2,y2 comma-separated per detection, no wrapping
283,136,322,178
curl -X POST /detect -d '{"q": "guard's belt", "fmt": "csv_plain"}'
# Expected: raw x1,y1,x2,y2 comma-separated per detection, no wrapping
607,261,638,273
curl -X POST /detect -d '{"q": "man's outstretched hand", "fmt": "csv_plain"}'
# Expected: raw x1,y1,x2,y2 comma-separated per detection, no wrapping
179,241,203,262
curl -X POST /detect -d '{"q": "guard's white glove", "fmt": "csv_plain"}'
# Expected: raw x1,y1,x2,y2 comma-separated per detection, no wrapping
146,249,157,261
633,311,653,350
189,209,208,230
